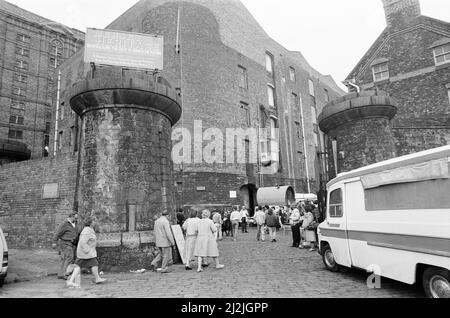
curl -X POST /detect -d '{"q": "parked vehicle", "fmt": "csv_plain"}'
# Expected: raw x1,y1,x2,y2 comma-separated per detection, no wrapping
318,145,450,298
0,224,8,287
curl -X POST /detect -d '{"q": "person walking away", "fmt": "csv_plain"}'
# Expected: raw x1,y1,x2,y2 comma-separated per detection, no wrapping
194,210,225,273
176,209,185,228
53,212,79,280
74,216,106,284
151,211,176,274
254,207,266,242
230,208,242,241
289,208,302,248
212,211,223,241
265,209,278,242
182,210,200,270
240,206,249,233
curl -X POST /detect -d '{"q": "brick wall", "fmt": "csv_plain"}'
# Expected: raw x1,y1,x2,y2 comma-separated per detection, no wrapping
0,153,77,248
0,6,84,160
346,14,450,157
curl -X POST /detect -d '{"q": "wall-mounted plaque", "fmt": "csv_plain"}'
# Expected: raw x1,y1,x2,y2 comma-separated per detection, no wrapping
43,183,59,199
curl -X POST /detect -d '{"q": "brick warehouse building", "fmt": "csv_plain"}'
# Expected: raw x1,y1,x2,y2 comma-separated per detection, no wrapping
0,1,84,163
0,0,344,248
341,0,450,163
56,0,344,215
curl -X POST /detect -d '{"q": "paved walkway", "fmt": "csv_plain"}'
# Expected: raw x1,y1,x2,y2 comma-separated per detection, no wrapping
0,228,423,298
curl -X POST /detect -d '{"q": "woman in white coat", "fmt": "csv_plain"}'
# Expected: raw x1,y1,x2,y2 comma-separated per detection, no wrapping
182,210,199,270
194,210,225,273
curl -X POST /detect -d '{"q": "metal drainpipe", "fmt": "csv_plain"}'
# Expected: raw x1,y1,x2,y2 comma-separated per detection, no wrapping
53,69,61,156
346,78,361,93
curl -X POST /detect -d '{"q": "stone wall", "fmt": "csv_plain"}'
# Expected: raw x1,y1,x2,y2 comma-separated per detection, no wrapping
0,153,77,248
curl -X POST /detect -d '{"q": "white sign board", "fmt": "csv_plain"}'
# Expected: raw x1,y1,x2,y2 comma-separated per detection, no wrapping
230,191,237,199
84,28,164,70
171,225,186,265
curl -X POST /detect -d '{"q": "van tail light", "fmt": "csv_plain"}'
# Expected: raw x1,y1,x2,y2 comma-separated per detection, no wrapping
2,252,8,267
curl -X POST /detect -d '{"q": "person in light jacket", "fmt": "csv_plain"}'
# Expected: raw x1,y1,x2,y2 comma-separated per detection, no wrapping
194,210,225,273
74,216,106,285
182,210,199,270
151,211,176,274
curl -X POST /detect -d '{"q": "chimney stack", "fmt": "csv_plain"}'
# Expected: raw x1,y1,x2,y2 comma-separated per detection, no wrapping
382,0,421,30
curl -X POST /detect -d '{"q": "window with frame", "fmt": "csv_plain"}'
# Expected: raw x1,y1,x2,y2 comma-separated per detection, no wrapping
16,60,29,70
50,40,63,57
308,79,315,97
8,129,23,140
270,117,277,140
311,106,318,125
329,188,343,218
16,47,30,57
265,52,274,74
238,66,248,89
43,134,50,157
11,100,25,111
289,67,296,82
267,84,275,107
17,33,30,44
9,115,24,125
12,86,26,97
240,102,251,126
14,73,28,83
58,131,63,150
324,89,330,102
372,62,389,82
49,57,61,69
290,93,298,111
434,44,450,65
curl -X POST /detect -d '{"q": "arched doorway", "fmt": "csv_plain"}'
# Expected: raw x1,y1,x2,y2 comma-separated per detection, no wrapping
240,184,258,216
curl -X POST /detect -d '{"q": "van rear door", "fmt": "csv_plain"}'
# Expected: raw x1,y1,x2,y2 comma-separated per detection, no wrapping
321,186,352,268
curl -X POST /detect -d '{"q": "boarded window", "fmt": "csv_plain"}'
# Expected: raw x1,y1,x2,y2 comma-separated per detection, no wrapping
329,188,343,218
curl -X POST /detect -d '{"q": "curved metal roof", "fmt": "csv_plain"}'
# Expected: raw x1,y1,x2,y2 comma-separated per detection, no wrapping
257,186,296,206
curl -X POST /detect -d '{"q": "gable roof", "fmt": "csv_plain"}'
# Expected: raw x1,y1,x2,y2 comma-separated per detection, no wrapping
346,15,450,81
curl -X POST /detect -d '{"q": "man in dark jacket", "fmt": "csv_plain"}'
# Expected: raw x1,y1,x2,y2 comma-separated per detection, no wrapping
52,212,79,279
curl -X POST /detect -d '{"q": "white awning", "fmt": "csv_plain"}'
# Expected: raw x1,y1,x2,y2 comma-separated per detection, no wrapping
361,158,449,190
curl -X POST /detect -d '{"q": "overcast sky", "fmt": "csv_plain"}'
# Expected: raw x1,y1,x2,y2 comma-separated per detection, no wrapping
6,0,450,90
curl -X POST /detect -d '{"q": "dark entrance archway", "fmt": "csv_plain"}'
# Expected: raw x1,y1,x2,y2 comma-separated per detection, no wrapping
240,184,258,217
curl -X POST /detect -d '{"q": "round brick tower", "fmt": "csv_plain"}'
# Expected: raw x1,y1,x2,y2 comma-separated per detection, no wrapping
69,66,182,270
318,91,398,178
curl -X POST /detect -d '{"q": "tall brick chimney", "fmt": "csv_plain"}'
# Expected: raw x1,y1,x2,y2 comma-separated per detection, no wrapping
382,0,421,30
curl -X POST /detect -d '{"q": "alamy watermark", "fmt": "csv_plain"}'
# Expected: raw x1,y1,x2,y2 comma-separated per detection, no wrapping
172,121,280,172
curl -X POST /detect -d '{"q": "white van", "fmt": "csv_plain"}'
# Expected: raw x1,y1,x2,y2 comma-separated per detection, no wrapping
318,145,450,298
0,224,8,287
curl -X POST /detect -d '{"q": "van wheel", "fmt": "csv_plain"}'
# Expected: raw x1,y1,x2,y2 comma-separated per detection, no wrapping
423,267,450,298
322,245,339,272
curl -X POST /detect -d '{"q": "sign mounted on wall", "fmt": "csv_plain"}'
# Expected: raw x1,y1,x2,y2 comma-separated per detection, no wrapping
84,28,164,70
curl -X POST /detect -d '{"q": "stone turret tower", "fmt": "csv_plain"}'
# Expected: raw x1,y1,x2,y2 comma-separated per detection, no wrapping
382,0,421,31
69,66,182,270
318,91,398,179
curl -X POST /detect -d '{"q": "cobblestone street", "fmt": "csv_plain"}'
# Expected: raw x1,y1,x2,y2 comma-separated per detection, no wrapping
0,228,423,298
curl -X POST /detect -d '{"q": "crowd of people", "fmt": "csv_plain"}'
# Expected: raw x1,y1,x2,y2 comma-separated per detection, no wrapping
53,201,319,289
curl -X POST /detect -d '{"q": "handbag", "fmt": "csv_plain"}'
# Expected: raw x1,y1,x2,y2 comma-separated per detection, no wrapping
276,218,282,229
